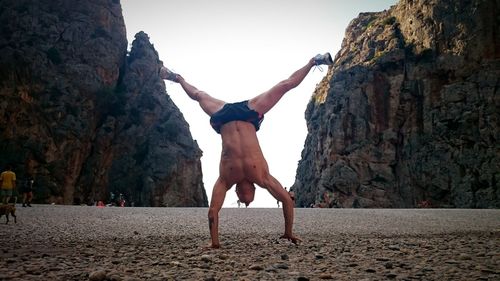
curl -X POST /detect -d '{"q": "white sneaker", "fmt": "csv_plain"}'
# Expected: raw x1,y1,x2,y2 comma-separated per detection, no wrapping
160,66,179,82
314,53,333,66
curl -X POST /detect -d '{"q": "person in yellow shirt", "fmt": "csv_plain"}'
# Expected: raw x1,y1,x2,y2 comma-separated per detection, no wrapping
1,165,16,204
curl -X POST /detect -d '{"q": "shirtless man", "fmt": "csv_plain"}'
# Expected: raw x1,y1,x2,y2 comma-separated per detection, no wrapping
160,53,333,248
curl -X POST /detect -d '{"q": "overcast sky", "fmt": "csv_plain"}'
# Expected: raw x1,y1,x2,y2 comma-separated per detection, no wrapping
121,0,398,208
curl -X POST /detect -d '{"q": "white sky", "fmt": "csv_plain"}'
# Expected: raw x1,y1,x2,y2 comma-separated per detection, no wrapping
121,0,398,208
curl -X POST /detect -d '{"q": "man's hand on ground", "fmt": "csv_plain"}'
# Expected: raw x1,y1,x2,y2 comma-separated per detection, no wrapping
201,242,221,251
280,234,302,245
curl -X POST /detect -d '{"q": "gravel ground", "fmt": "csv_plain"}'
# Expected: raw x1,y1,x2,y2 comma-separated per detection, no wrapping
0,205,499,281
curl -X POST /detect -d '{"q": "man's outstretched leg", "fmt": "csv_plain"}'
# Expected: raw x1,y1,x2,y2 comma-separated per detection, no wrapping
160,67,225,116
249,53,333,115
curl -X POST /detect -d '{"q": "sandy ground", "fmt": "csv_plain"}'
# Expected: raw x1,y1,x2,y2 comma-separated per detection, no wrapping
0,205,499,280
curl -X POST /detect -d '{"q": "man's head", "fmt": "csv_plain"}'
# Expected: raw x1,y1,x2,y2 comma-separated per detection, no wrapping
235,181,256,207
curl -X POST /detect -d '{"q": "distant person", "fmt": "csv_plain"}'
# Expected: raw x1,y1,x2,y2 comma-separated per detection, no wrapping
0,165,16,204
109,192,115,206
21,175,35,207
161,53,333,248
288,188,295,202
118,193,125,207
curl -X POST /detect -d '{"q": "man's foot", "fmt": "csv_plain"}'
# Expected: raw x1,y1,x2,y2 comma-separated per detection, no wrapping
159,66,179,82
314,53,333,66
22,203,26,207
27,203,31,207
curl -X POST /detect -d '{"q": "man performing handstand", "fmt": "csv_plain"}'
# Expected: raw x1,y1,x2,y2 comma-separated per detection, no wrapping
160,53,333,248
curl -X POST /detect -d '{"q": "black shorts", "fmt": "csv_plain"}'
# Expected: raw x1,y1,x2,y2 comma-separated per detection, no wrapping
209,100,264,133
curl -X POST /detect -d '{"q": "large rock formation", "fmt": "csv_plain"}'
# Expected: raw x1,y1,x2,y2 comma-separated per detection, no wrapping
0,0,208,207
293,0,499,208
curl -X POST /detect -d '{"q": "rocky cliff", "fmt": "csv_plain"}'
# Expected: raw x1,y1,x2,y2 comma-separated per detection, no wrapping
0,0,208,207
293,0,499,208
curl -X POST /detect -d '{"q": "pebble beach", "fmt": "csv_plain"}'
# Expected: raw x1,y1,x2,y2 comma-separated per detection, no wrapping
0,205,499,280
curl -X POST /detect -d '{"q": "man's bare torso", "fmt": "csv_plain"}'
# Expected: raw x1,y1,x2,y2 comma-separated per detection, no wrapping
218,121,269,186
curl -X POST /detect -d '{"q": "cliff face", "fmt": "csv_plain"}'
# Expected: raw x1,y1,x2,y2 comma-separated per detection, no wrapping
0,0,208,207
293,0,499,208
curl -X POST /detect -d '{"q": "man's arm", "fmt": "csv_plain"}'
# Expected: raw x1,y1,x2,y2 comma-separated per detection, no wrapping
206,178,228,249
264,176,301,244
279,193,301,244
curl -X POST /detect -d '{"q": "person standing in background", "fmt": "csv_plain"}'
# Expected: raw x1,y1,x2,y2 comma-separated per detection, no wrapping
22,175,35,207
0,165,16,204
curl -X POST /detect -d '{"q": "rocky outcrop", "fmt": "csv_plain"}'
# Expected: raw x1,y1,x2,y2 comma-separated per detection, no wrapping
0,0,208,207
293,0,499,208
